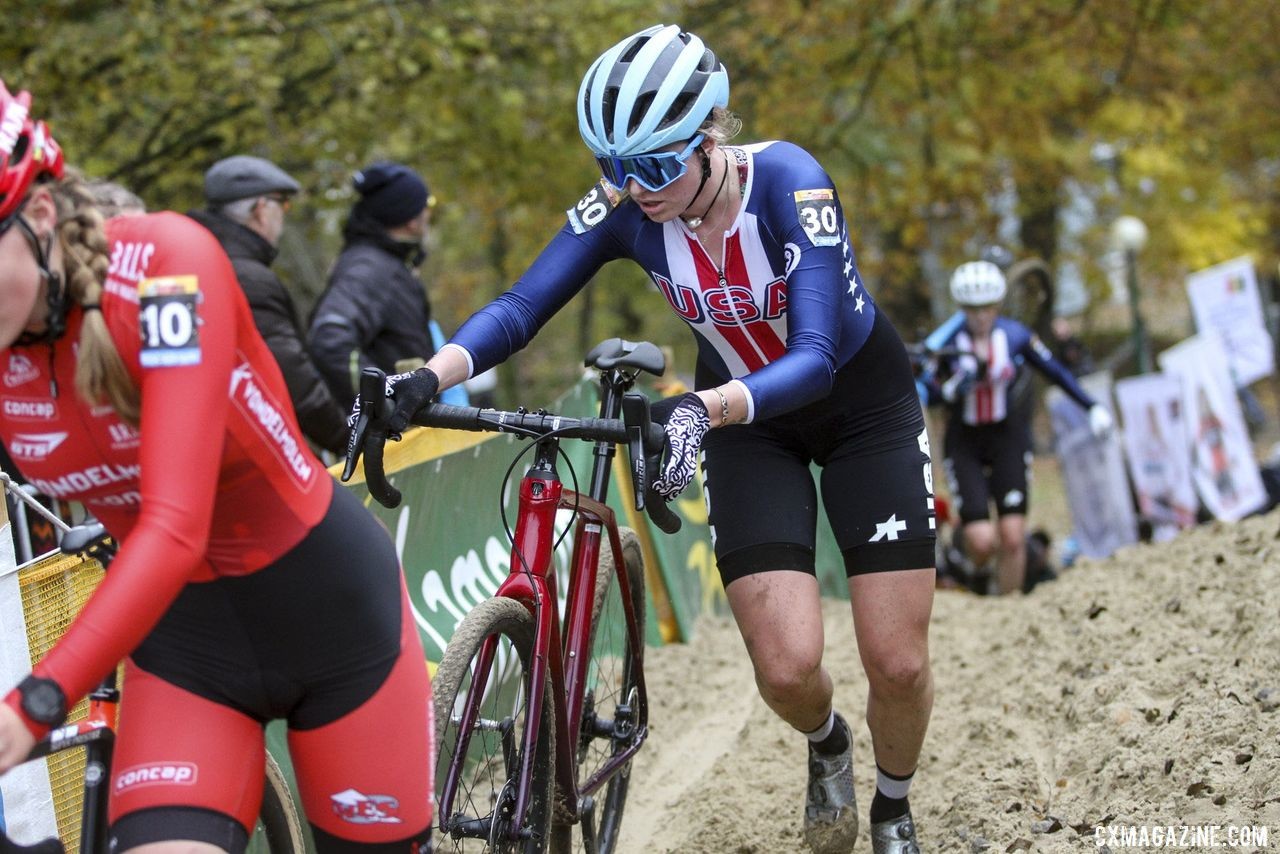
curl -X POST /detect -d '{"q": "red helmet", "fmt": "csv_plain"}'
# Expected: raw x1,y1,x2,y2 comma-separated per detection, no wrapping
0,80,65,224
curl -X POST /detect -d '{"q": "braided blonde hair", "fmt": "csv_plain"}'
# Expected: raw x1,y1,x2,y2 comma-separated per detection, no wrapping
48,170,141,425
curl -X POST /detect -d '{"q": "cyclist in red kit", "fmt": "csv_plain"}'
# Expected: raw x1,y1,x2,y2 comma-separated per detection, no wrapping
0,81,432,853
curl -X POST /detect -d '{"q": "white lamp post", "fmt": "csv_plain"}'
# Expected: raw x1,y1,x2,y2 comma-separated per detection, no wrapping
1112,215,1151,373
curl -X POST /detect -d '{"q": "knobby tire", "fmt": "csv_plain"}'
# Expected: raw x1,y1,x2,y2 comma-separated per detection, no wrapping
434,598,556,854
251,751,307,854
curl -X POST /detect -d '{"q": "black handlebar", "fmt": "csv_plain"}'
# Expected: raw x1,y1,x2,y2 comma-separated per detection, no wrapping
342,368,682,534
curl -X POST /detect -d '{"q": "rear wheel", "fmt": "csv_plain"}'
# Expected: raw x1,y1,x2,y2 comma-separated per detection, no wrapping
552,528,646,854
434,597,556,853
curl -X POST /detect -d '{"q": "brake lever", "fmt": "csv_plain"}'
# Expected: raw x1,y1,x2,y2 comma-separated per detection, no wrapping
341,368,389,481
341,369,403,509
621,393,682,534
621,394,651,511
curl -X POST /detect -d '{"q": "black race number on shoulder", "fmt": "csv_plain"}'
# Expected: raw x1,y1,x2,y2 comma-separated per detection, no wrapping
138,275,201,368
793,189,840,247
566,180,623,234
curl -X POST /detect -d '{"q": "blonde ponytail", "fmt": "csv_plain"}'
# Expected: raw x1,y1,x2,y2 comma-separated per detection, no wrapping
50,170,141,426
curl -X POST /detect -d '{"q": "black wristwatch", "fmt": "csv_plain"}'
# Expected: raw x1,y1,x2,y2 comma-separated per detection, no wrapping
17,676,67,727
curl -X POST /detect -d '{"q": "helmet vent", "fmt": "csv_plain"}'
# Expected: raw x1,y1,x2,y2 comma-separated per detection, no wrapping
663,92,695,130
630,93,655,134
620,37,648,63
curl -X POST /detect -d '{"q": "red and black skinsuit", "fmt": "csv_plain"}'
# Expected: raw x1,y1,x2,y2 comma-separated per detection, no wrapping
0,212,432,852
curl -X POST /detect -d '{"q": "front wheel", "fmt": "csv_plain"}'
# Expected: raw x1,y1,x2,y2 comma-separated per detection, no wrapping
433,597,556,854
552,528,646,854
248,751,306,854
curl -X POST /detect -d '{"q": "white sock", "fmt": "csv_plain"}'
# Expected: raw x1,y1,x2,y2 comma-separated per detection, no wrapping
876,766,914,800
804,710,835,743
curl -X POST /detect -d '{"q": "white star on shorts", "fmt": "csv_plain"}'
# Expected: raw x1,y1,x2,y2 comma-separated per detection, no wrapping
870,514,907,542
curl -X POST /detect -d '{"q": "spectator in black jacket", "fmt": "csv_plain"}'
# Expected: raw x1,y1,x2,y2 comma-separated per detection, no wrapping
190,155,349,455
307,161,441,410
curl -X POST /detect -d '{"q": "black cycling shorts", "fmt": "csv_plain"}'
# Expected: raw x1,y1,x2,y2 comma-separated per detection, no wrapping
699,311,936,585
943,417,1033,523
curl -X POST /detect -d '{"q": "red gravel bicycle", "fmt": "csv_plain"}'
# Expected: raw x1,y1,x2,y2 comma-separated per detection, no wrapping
347,338,679,854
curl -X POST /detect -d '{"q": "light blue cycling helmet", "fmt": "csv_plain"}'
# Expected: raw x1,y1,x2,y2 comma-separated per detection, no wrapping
577,24,729,157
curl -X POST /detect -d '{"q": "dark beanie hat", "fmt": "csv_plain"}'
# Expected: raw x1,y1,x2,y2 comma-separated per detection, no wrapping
352,161,429,227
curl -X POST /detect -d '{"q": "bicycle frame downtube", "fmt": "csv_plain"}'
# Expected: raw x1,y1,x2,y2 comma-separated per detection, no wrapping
26,671,118,854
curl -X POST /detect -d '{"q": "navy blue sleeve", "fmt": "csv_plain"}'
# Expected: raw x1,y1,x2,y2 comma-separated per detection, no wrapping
737,144,871,420
449,218,627,374
1007,319,1096,410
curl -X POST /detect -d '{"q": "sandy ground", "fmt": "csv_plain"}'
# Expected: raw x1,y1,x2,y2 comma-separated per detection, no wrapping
615,460,1280,853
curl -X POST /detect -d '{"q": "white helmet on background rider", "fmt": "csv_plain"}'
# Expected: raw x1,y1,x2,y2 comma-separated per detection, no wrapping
577,25,729,161
949,261,1007,306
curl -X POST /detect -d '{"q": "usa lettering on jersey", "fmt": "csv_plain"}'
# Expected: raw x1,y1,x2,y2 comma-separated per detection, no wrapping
653,273,788,326
138,275,201,367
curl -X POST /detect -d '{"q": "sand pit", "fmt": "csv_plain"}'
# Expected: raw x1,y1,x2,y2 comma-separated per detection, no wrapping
615,510,1280,852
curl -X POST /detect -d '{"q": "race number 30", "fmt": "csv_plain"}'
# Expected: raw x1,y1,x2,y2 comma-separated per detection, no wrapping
138,275,202,368
566,180,622,234
793,188,841,247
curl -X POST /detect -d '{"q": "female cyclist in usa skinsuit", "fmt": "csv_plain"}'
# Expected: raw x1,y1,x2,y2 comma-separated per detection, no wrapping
929,260,1112,595
370,25,932,854
0,81,432,854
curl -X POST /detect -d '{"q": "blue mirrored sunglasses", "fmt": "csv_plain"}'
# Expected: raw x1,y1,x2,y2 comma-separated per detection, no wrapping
594,134,705,192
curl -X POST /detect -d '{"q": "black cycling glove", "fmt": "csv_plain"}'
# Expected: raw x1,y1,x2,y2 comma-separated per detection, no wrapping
346,367,440,438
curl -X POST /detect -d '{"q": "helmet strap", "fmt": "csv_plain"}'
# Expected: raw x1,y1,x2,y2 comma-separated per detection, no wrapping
679,148,714,222
681,148,733,230
12,215,69,347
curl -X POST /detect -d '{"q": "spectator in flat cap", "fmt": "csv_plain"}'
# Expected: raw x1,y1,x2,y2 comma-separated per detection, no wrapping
308,160,466,410
189,155,349,455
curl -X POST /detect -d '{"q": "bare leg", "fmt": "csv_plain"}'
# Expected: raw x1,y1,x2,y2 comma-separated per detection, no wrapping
725,570,831,732
995,513,1027,595
960,518,996,569
849,567,934,777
